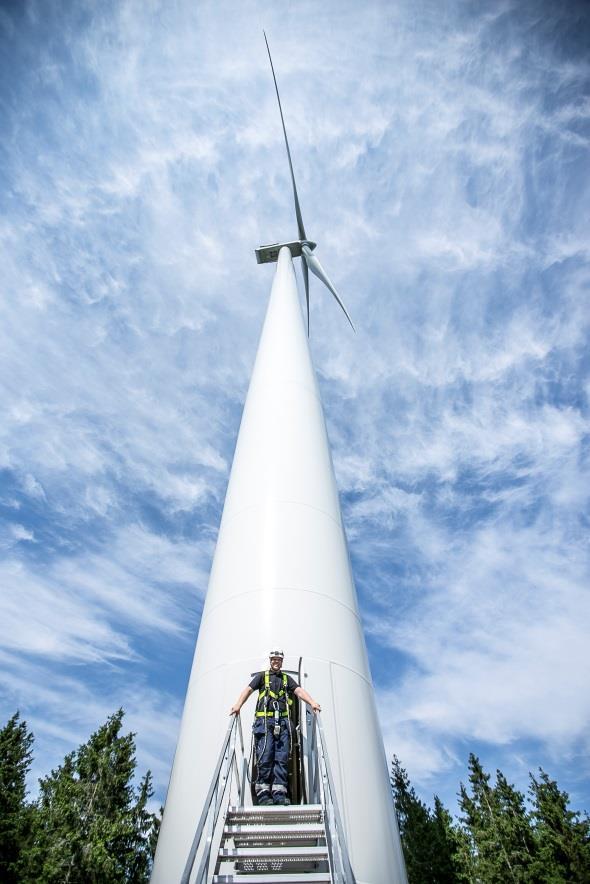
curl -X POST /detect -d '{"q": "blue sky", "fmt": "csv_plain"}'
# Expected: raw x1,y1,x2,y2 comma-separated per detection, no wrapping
1,0,589,817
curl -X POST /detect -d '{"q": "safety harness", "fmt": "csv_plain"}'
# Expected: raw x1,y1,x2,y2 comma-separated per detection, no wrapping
256,670,294,717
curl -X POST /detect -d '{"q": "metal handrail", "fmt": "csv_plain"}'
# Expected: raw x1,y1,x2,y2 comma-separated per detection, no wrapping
180,714,246,884
311,712,357,884
179,705,355,884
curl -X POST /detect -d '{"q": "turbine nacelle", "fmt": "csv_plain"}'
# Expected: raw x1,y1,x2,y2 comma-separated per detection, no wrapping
255,239,317,265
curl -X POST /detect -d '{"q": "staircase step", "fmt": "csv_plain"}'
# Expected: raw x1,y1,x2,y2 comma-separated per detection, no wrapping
227,804,323,813
220,846,328,860
227,805,323,825
212,876,331,884
224,823,325,839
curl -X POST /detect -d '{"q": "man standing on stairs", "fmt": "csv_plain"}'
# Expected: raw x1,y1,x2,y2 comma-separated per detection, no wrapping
230,650,321,806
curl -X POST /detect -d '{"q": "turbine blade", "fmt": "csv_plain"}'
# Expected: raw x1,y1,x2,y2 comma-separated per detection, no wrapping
302,246,355,332
264,32,307,242
301,254,310,336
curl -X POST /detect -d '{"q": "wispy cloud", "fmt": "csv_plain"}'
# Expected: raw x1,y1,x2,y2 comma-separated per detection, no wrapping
0,0,588,813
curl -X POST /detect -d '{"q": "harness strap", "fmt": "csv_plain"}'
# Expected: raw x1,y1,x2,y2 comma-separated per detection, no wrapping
256,711,290,717
257,671,293,707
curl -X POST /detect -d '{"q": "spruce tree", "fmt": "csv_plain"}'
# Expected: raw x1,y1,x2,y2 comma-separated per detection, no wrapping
391,755,436,881
458,754,535,883
431,794,473,883
0,712,34,883
459,754,500,882
529,769,590,883
494,770,536,877
391,756,462,883
23,709,159,883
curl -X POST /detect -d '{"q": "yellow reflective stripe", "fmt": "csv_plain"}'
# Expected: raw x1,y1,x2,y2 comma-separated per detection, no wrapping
256,711,289,717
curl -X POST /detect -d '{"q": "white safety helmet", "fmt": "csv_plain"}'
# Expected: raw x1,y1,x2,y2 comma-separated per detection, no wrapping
269,649,284,659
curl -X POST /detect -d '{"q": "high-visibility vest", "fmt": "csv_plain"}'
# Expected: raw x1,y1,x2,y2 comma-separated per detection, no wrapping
256,671,294,717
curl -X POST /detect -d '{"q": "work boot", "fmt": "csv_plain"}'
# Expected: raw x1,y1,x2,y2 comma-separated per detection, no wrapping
257,792,273,806
273,793,290,806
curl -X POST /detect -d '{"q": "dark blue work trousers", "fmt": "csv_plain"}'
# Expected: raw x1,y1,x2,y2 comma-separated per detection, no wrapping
253,718,290,797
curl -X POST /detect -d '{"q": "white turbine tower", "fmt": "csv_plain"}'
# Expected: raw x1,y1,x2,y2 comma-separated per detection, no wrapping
151,36,407,884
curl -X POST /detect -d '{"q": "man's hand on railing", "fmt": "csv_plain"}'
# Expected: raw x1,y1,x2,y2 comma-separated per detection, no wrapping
311,701,321,713
229,705,240,716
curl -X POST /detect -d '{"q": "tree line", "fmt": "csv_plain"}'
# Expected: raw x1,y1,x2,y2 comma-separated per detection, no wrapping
391,754,590,883
3,706,589,882
0,710,159,883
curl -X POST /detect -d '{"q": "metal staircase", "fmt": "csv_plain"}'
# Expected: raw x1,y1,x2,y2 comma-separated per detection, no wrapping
213,803,329,882
179,709,355,884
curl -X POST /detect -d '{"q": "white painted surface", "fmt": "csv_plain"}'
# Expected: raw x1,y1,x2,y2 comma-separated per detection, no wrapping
151,247,407,883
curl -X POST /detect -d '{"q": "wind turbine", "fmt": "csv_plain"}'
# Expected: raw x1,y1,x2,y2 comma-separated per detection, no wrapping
256,33,355,335
150,33,407,884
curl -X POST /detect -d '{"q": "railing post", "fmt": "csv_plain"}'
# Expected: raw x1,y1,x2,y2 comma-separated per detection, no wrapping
313,718,320,803
309,717,315,803
315,713,357,884
180,715,242,884
236,715,247,807
301,709,315,804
